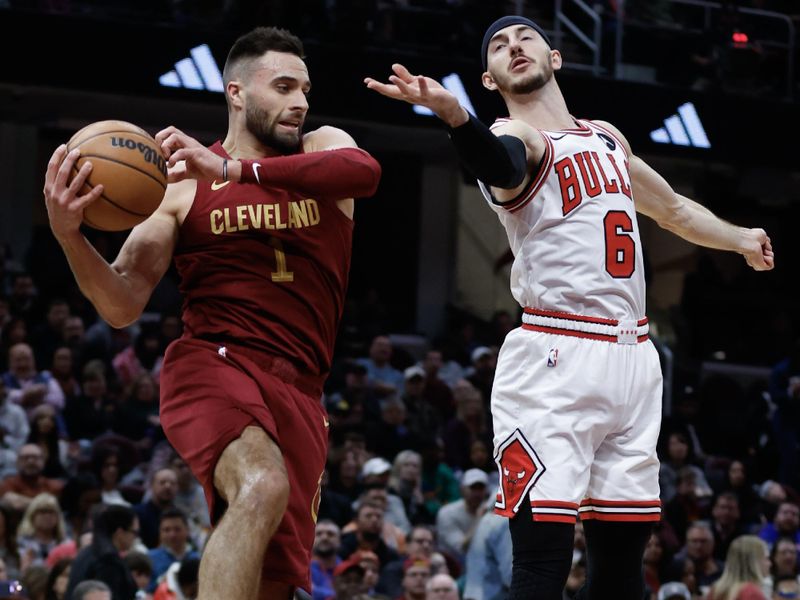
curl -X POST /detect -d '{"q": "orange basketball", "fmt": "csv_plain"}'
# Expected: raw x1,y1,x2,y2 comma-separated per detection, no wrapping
66,120,167,231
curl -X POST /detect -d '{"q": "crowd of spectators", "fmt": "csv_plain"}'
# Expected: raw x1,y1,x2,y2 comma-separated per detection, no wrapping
1,219,800,600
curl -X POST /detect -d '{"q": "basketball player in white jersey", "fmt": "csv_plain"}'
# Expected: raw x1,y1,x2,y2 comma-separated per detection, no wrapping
365,15,774,600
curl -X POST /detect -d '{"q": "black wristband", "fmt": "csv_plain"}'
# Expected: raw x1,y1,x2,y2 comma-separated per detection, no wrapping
222,159,228,182
447,114,528,189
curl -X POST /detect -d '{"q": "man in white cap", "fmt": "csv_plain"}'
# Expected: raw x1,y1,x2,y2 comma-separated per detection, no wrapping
435,468,490,565
657,581,691,600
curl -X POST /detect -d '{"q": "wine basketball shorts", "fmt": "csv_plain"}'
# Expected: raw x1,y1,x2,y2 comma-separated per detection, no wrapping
160,337,328,591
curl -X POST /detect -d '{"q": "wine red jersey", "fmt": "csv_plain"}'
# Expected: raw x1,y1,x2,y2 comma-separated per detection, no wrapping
173,142,353,376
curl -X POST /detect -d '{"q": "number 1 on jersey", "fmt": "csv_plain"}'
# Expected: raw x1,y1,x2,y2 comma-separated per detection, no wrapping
269,239,294,283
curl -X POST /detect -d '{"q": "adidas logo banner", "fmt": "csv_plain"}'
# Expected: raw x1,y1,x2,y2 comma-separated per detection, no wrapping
160,44,224,92
650,102,710,149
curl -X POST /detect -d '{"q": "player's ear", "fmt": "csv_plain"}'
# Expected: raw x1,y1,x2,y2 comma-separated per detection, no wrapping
482,72,498,91
227,81,244,109
551,49,563,71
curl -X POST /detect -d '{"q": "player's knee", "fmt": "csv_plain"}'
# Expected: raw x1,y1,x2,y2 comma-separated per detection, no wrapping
238,466,290,516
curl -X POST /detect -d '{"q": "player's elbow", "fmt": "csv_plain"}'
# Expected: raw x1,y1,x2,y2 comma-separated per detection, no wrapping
359,153,382,197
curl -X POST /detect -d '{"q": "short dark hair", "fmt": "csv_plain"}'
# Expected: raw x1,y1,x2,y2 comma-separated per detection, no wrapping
93,504,136,539
177,555,200,587
160,507,189,526
73,580,111,599
223,26,304,83
124,550,153,576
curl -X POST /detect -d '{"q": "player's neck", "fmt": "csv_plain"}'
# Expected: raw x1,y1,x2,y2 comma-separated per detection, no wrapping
504,83,573,131
221,130,283,160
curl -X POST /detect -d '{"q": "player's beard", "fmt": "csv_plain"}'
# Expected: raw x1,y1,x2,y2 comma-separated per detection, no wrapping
495,53,554,95
246,103,303,155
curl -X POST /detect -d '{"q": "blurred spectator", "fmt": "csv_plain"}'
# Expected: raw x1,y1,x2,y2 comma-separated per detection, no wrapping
59,472,102,541
710,492,748,561
664,466,710,543
707,535,770,600
123,551,152,599
30,299,69,371
465,439,494,475
722,460,762,528
0,377,29,453
426,572,459,600
134,468,177,549
768,338,800,490
356,335,404,398
48,347,80,406
418,350,455,421
442,382,491,472
2,343,64,417
379,525,439,599
22,563,49,600
419,439,460,519
768,536,799,585
72,580,112,600
402,366,442,441
658,581,693,600
317,468,353,528
112,323,163,389
463,498,511,600
325,362,369,434
65,505,139,600
310,519,341,600
660,431,713,504
16,492,69,570
0,444,64,514
337,499,400,568
365,395,419,461
152,555,199,600
435,469,489,566
673,522,724,590
91,446,131,507
772,575,800,600
169,455,209,535
27,404,67,478
465,346,495,409
331,553,369,600
398,556,431,600
146,508,198,592
347,484,409,548
0,506,19,577
64,364,115,442
644,532,672,598
7,273,38,325
44,557,72,600
388,451,432,526
114,374,162,453
758,502,800,550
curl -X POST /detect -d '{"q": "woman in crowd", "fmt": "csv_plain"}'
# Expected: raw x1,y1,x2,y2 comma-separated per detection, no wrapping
16,493,69,570
707,535,770,600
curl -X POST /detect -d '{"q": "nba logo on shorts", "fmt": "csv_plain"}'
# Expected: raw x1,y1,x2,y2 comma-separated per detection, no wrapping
547,348,558,367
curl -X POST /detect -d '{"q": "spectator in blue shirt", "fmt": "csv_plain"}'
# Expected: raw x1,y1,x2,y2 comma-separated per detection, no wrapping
146,508,198,591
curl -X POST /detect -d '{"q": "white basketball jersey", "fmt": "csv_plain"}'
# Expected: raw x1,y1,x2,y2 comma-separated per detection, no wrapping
479,119,646,321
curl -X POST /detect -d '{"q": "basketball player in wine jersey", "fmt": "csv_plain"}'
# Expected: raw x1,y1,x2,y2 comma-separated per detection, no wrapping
366,15,773,600
43,27,380,600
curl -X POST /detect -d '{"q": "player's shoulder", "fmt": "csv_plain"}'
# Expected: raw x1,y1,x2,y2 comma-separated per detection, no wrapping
303,126,358,152
489,116,537,137
585,119,632,155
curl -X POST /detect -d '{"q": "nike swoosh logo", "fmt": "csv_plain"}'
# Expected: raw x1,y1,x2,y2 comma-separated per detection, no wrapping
210,180,231,191
549,134,568,140
323,416,330,428
252,162,262,184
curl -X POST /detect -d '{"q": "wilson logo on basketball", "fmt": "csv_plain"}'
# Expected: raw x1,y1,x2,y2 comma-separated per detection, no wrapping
110,137,168,177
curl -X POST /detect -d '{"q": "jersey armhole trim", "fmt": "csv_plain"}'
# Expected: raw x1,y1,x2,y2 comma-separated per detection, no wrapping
490,132,554,213
586,121,629,159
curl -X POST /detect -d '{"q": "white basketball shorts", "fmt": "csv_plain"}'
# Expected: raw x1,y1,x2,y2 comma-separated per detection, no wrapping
491,308,662,524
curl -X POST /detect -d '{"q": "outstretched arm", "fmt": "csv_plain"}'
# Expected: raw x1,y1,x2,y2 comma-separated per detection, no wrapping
156,126,381,200
593,120,774,272
365,64,545,198
43,145,182,328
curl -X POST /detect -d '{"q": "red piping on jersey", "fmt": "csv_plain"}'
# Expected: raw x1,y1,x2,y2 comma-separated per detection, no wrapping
579,512,661,522
532,500,580,510
532,514,577,523
580,499,661,508
524,308,648,327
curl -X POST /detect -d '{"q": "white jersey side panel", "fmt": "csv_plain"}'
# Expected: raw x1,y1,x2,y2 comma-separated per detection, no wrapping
479,120,646,321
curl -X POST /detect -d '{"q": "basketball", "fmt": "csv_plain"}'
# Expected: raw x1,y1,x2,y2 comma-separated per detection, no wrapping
66,120,168,231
